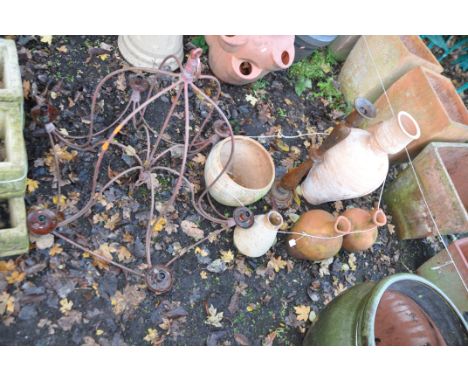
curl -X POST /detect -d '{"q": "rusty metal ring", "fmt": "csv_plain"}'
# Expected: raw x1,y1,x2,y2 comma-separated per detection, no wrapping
145,265,174,294
233,207,255,229
27,208,58,235
129,74,150,93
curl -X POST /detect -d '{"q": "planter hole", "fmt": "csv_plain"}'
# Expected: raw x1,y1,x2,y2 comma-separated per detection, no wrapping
0,138,5,162
0,200,11,229
335,216,351,234
281,51,290,65
0,54,4,88
239,62,252,76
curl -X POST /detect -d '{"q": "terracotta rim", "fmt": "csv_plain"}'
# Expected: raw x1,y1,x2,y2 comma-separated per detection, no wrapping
268,211,283,227
397,111,421,139
334,215,352,235
372,209,387,227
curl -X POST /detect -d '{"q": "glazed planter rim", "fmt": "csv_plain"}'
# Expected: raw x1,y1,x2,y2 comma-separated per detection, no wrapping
357,273,467,346
214,135,275,192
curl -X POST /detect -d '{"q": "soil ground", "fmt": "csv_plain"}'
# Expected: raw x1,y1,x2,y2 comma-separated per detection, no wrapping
0,35,466,345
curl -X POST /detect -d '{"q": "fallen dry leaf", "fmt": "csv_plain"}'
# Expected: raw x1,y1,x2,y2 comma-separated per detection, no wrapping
59,298,73,315
294,305,311,321
205,305,223,328
181,220,204,241
111,285,145,315
268,256,287,273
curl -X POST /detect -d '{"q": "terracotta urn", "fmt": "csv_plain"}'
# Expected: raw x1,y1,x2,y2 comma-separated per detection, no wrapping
234,210,283,258
118,35,183,71
339,35,442,102
204,136,275,207
384,142,468,239
301,111,421,205
288,209,351,261
205,35,295,85
359,67,468,161
342,208,387,252
417,238,468,315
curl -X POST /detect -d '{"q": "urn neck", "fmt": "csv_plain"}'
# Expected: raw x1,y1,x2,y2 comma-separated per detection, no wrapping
370,111,421,155
264,211,283,231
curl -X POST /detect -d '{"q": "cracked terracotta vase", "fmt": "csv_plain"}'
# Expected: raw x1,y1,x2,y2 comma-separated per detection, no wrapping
204,136,275,206
234,211,283,258
205,35,295,85
301,111,421,205
288,209,352,261
342,208,387,252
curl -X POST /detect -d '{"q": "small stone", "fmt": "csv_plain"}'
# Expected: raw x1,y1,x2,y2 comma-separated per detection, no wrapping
207,259,227,273
19,304,38,320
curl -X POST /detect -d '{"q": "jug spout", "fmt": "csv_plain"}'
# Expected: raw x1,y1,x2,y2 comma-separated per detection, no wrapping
371,111,421,155
233,211,283,258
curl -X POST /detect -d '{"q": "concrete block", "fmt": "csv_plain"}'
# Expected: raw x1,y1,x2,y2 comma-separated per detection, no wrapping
0,197,29,257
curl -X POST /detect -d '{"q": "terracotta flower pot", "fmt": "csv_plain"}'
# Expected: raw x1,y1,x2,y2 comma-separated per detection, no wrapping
288,209,351,261
360,67,468,161
204,136,275,207
234,211,283,258
303,274,468,346
342,208,387,252
205,35,295,85
118,35,183,71
339,35,443,103
384,142,468,239
301,111,420,205
417,238,468,314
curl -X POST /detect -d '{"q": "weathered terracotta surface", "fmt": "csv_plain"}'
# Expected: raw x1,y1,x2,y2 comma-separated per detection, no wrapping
384,142,468,239
301,111,420,205
205,36,295,85
374,290,446,346
204,136,275,206
342,208,387,252
288,209,351,261
360,67,468,161
234,211,283,258
0,197,29,257
417,238,468,314
339,35,443,102
329,35,360,61
118,36,183,71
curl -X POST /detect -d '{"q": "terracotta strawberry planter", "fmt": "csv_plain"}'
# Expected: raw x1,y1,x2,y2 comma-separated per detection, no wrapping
339,35,443,103
417,238,468,315
360,67,468,161
205,35,295,85
384,142,468,239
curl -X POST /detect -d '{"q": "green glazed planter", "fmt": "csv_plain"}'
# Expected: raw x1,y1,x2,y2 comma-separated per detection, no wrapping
303,273,468,346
